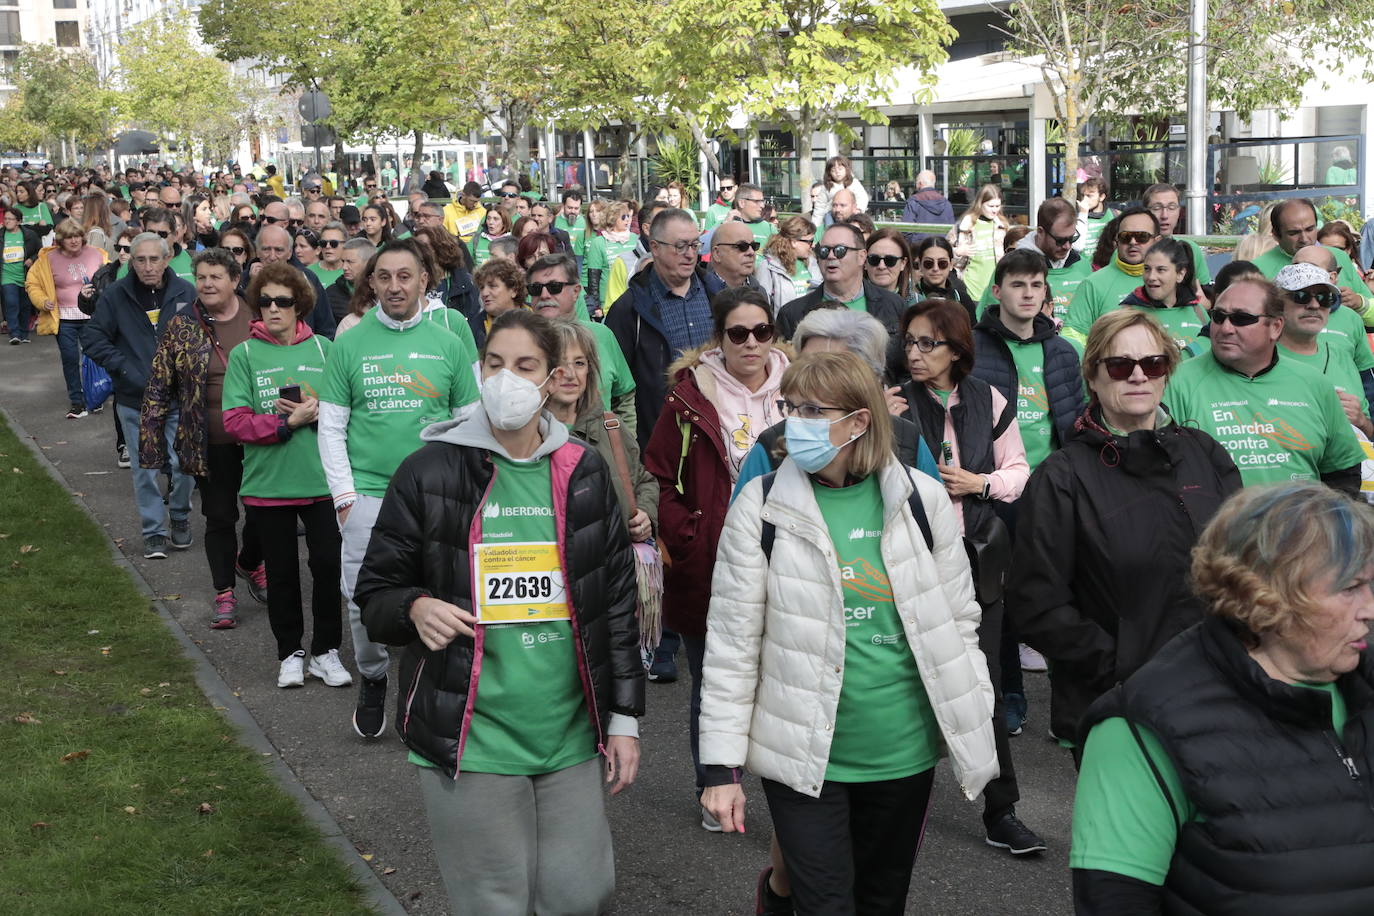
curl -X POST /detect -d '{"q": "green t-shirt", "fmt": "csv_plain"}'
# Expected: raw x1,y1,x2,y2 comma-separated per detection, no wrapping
745,219,777,252
472,234,496,269
1128,302,1208,354
1254,245,1372,326
307,262,344,288
792,263,812,300
553,213,587,258
433,456,597,776
1071,682,1345,885
221,335,332,499
380,167,397,190
844,290,867,314
586,319,635,411
961,219,1000,303
1279,339,1369,415
1079,210,1112,253
1162,352,1367,486
1065,260,1141,345
1009,339,1053,469
2,230,26,285
975,254,1092,326
812,475,940,782
317,311,480,497
168,248,194,283
421,306,480,366
585,234,641,305
704,202,732,231
1179,238,1212,286
14,202,52,230
1323,304,1374,373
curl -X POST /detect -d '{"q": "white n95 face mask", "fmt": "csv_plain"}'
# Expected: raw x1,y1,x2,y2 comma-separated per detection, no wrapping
481,368,551,430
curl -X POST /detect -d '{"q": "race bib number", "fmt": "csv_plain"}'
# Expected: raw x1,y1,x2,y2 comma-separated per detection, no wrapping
3,244,21,263
473,541,568,624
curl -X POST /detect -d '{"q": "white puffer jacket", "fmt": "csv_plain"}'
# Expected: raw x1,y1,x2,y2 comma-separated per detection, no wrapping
698,456,998,800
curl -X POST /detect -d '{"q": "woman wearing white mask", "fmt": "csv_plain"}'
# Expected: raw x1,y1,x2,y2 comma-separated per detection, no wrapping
642,286,789,829
699,350,997,915
353,308,643,916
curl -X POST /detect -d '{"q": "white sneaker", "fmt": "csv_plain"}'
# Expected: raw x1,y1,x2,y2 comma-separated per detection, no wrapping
701,806,723,833
308,649,354,687
278,650,306,688
1019,644,1048,673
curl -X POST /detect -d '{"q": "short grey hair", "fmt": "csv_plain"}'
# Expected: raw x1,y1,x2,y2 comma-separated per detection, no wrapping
792,306,889,377
490,237,519,260
650,207,697,239
527,252,578,285
342,237,375,258
285,197,305,218
321,220,347,237
130,231,170,259
228,191,252,208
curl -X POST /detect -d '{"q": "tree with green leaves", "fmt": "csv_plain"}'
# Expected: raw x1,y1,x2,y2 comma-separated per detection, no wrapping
994,0,1374,202
656,0,954,189
0,99,42,154
12,44,116,160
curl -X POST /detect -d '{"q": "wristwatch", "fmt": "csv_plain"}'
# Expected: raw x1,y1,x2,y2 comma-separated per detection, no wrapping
277,415,294,442
979,476,991,500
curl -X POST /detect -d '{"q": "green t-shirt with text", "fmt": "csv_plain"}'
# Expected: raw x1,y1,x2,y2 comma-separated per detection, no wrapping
976,256,1092,326
812,475,941,782
317,311,479,497
221,335,332,499
1162,352,1366,486
1254,244,1372,325
422,306,479,366
2,229,26,285
1009,339,1053,469
14,202,52,230
449,456,596,776
554,213,587,258
1071,682,1344,885
585,234,641,305
168,248,194,283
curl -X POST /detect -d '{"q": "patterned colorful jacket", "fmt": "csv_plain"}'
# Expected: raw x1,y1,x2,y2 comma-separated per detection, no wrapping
139,303,217,477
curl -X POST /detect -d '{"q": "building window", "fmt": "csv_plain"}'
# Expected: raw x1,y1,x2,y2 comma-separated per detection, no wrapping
53,0,76,7
0,49,16,78
54,20,78,46
0,11,18,42
0,0,16,7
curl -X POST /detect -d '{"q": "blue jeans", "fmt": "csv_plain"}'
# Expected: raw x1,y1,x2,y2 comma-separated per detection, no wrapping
2,283,30,340
116,403,194,539
684,632,707,792
57,318,88,407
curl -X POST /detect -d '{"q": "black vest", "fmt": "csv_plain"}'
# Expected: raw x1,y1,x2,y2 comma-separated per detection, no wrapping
1085,616,1374,916
900,374,1008,534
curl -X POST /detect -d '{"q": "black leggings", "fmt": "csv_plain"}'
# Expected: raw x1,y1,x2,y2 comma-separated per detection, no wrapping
247,501,343,659
197,442,262,591
763,769,936,916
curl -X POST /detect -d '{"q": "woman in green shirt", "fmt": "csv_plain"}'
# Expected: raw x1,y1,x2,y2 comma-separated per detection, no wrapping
584,200,641,316
13,180,55,238
759,215,819,308
472,206,511,270
1,208,38,343
1117,238,1208,354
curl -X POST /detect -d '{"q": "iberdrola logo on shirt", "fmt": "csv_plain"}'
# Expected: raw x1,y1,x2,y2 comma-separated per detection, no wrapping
483,500,501,519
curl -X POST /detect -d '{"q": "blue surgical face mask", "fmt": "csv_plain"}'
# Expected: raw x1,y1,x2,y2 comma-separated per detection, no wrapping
785,411,862,473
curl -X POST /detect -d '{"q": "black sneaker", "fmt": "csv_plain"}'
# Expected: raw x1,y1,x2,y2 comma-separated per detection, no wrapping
1005,691,1027,737
235,562,268,604
353,675,387,739
66,405,88,419
648,650,678,683
985,811,1047,855
169,519,193,550
143,535,169,560
755,866,794,915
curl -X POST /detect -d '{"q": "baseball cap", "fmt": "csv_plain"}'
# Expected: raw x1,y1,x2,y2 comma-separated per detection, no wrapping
1274,262,1340,297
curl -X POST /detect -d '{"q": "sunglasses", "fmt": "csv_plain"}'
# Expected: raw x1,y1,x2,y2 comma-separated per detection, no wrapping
304,187,321,193
921,258,951,270
1098,354,1170,380
257,295,296,310
1208,308,1264,327
497,191,519,198
866,254,903,268
1287,287,1337,308
288,219,304,228
816,244,860,261
1047,230,1080,246
724,323,776,345
904,335,948,353
364,185,377,190
529,280,574,296
226,245,246,255
261,215,283,224
720,185,736,192
321,239,342,248
716,240,761,253
114,244,131,253
1116,230,1155,245
151,229,170,238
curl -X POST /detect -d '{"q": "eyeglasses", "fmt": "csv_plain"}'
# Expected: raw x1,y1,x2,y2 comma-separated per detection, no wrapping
1208,308,1265,327
1046,230,1080,246
1097,354,1170,380
776,399,846,420
789,235,813,245
529,280,575,296
321,239,342,248
737,196,764,205
652,238,701,255
724,323,775,345
1147,203,1180,213
257,295,296,311
114,244,131,253
920,258,951,270
1117,230,1155,245
903,335,949,353
816,244,860,261
866,254,903,268
226,245,246,255
716,240,761,253
1287,287,1337,309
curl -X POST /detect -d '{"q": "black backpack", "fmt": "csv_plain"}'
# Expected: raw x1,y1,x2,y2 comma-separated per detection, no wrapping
758,468,933,561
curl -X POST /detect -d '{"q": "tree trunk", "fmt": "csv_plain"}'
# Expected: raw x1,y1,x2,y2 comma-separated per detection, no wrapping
409,130,425,194
616,127,640,201
505,101,531,183
1062,86,1081,204
60,135,68,166
792,108,817,202
685,115,721,177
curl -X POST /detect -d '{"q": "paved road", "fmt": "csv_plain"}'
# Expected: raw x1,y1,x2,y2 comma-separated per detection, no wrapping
0,336,1076,915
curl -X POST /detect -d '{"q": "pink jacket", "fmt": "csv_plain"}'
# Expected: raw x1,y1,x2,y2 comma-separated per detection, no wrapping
941,386,1029,534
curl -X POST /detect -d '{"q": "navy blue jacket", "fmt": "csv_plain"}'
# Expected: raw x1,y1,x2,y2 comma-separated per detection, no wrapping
972,306,1084,447
80,268,196,408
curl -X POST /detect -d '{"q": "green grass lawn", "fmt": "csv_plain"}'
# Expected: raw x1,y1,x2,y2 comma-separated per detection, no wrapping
0,413,373,914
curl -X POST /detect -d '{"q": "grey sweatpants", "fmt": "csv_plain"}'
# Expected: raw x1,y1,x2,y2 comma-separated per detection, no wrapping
418,757,615,915
339,493,389,681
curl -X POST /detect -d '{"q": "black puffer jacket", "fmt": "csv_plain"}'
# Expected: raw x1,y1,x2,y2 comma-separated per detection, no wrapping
354,435,643,776
1006,406,1241,741
972,306,1084,448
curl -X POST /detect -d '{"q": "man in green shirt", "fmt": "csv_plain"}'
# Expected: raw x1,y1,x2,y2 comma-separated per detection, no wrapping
354,175,379,209
1162,277,1365,492
732,182,777,251
979,196,1091,326
702,176,738,231
1141,182,1213,285
318,240,481,739
1273,261,1374,439
1254,197,1374,324
1293,244,1374,373
1064,206,1159,348
527,252,636,438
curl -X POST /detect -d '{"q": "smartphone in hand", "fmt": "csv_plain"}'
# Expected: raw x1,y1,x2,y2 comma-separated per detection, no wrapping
279,384,302,404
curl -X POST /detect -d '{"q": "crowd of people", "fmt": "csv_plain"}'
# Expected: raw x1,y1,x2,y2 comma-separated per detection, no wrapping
6,154,1374,915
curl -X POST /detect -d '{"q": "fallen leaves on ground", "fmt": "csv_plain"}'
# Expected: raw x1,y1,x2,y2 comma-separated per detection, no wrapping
197,802,215,815
59,749,90,763
14,712,41,724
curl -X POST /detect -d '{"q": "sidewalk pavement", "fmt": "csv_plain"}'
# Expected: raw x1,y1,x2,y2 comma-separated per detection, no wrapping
0,335,1076,915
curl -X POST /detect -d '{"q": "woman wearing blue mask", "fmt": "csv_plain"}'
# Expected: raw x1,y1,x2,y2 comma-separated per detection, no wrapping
698,349,998,916
352,308,643,915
